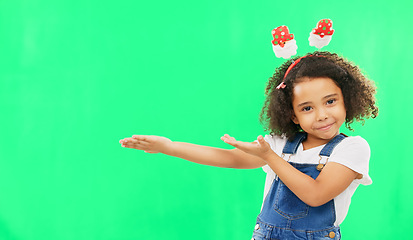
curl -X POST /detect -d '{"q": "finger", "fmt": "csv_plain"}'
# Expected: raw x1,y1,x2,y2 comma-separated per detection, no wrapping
120,137,134,142
122,144,136,149
221,135,230,142
223,138,240,147
121,139,133,146
119,138,132,144
221,134,229,140
125,137,152,147
132,135,149,141
137,140,150,146
123,143,147,151
257,136,270,151
224,134,236,141
124,140,150,148
121,139,137,146
232,141,257,153
221,135,232,142
221,135,228,141
223,134,236,139
123,138,135,143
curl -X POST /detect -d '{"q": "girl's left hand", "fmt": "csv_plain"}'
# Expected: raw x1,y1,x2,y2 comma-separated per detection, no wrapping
221,134,273,160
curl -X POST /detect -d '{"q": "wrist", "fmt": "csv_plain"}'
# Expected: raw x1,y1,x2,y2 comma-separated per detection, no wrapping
159,138,174,155
261,150,277,163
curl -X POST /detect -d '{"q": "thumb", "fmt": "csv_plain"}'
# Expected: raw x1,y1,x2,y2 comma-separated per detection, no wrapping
257,135,268,147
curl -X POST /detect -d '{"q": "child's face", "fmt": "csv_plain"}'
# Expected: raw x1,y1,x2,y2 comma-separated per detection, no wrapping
291,77,346,146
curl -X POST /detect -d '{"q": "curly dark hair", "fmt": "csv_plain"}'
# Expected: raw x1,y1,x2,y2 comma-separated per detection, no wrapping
260,51,378,140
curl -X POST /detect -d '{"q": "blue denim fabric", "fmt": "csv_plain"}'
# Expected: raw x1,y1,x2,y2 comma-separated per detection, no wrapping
252,220,341,240
253,133,346,240
282,133,346,157
318,134,346,157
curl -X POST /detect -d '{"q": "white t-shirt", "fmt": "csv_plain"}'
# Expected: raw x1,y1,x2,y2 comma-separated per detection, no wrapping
261,134,372,226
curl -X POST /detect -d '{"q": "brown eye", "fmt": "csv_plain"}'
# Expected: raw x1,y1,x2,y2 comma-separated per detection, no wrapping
302,106,312,112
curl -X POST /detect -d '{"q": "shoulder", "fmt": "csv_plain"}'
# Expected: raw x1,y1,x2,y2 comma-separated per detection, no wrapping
344,135,369,145
330,135,372,185
334,135,370,156
330,135,372,182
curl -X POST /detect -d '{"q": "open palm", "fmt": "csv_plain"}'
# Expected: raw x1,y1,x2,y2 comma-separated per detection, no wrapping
221,134,273,159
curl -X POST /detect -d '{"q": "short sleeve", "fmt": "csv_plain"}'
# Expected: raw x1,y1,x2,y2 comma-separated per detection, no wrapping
329,136,372,185
261,134,287,173
262,135,275,173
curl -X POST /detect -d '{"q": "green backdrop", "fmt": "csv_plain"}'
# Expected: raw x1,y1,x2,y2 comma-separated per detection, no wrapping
1,0,412,239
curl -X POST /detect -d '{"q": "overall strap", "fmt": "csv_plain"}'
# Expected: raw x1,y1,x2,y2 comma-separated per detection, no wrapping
319,134,347,157
282,133,347,156
282,132,307,155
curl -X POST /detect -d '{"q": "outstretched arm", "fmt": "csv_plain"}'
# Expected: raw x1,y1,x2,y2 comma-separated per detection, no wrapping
223,134,359,207
119,135,266,169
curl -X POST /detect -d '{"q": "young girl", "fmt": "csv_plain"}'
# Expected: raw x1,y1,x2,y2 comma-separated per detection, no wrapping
119,51,378,239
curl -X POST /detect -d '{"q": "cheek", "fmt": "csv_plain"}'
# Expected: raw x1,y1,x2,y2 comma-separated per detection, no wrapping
331,105,347,123
295,114,313,127
336,103,347,117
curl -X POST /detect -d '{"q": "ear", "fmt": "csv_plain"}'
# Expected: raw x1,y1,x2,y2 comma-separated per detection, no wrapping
291,114,299,124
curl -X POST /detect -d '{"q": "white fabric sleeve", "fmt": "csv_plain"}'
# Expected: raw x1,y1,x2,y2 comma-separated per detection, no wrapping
262,135,276,173
329,136,372,185
261,134,287,174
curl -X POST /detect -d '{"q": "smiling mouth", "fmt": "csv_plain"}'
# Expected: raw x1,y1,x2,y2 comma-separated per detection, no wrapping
317,123,334,131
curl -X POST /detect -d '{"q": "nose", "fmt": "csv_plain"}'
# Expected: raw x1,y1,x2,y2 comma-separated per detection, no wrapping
316,107,328,121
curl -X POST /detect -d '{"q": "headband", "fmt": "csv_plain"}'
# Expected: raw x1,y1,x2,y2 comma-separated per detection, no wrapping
272,19,334,89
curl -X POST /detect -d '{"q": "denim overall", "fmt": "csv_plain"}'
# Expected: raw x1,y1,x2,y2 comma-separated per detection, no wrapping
252,133,346,240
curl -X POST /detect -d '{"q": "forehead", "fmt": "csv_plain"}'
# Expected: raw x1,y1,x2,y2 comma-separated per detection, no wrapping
292,77,342,102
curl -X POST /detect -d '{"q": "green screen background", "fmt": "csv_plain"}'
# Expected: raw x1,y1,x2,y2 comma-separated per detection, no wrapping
1,0,412,239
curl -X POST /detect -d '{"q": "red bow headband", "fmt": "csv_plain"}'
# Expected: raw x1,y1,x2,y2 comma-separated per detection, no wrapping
276,56,306,89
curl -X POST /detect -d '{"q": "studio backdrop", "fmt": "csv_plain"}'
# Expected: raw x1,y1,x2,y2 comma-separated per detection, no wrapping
0,0,412,239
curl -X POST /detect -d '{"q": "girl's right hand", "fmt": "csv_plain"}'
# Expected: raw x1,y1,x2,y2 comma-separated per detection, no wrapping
119,135,172,154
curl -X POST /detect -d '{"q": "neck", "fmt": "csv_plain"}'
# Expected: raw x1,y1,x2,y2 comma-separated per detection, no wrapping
302,133,340,150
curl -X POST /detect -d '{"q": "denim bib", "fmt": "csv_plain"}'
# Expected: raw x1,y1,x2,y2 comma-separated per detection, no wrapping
253,133,346,240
